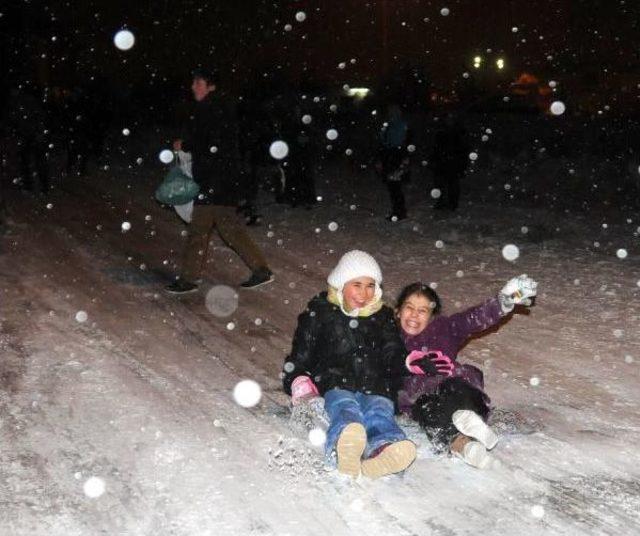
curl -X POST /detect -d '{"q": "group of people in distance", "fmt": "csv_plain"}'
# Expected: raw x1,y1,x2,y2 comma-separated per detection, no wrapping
282,250,537,478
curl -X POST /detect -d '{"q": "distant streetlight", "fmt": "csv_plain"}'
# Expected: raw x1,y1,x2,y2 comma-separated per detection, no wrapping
473,55,482,68
496,58,505,70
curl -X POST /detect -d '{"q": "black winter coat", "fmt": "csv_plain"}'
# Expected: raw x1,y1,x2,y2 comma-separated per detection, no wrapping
181,92,240,206
282,293,407,401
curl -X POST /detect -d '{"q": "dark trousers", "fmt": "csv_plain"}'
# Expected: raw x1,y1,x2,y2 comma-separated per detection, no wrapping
380,148,407,217
19,137,49,192
411,378,490,451
385,180,406,218
283,161,316,207
433,170,463,210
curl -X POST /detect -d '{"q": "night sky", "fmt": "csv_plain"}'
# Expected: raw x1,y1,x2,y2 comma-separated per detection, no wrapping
2,0,638,103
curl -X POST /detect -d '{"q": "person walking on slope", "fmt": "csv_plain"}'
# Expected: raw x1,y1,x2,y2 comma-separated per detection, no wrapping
7,83,50,194
282,250,417,479
375,104,410,221
396,275,538,468
430,113,470,211
166,69,273,293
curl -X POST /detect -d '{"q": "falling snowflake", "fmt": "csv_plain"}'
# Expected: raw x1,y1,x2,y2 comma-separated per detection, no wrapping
530,505,545,518
295,11,306,22
502,244,520,261
302,114,312,124
616,248,628,259
121,221,131,232
113,30,135,51
440,7,450,16
550,101,566,115
75,311,88,323
233,380,262,408
159,149,174,164
205,285,239,317
326,129,338,141
308,427,326,447
529,376,540,387
328,222,339,232
83,476,106,498
430,188,442,199
269,141,289,160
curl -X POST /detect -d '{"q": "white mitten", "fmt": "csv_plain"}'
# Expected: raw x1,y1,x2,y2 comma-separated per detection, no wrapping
499,274,538,313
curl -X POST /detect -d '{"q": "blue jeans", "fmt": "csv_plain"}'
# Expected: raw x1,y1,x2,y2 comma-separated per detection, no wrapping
324,389,408,459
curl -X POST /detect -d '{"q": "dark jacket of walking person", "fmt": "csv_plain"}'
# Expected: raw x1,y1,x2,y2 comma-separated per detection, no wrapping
166,69,273,293
376,104,409,220
430,115,469,211
279,103,317,208
180,88,239,206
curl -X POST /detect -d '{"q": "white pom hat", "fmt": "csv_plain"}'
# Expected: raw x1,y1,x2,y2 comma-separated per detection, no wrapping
327,250,383,290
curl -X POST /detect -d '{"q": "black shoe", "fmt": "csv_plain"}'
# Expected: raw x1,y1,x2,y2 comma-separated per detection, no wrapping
240,267,274,289
165,279,198,294
245,214,262,226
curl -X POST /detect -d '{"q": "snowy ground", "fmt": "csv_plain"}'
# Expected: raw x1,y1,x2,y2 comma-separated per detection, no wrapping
1,148,639,535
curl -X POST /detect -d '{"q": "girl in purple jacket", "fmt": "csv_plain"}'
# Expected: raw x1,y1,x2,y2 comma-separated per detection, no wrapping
395,275,537,468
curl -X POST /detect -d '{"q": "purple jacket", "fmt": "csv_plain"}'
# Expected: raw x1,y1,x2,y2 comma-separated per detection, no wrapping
398,297,506,414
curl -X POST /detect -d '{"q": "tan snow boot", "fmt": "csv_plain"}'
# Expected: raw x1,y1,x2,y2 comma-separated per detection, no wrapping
361,440,417,479
450,433,491,469
336,423,367,478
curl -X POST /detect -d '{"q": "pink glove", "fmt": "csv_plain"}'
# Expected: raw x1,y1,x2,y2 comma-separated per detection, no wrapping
405,350,455,376
291,375,319,405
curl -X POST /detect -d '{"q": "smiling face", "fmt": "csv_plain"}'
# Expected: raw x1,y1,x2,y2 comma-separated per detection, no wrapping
342,277,376,311
397,293,434,335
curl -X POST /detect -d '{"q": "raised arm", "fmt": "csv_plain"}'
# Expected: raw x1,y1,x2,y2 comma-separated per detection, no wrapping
449,274,538,344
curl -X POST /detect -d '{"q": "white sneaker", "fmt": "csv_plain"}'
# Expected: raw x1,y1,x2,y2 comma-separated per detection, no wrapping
454,440,492,469
452,410,499,450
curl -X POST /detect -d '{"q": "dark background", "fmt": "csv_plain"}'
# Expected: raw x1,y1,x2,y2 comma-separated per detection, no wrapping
2,0,638,115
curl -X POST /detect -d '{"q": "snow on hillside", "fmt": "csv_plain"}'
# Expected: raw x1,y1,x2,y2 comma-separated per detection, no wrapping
1,158,639,535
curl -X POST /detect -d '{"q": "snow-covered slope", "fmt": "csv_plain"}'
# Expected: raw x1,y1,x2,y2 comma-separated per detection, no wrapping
1,158,639,535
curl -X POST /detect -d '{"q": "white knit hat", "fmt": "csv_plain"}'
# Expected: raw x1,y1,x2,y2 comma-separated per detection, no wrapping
327,250,383,290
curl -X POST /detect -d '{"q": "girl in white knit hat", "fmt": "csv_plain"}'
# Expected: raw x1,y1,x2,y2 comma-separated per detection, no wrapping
282,250,416,478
